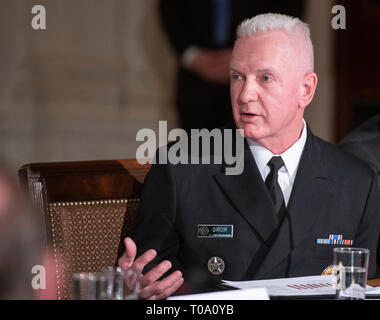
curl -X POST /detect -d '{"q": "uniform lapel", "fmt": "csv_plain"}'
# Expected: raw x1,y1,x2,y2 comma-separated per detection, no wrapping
214,142,279,244
253,128,336,279
288,129,336,249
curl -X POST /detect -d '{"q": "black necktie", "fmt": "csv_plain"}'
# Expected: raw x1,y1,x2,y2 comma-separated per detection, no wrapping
265,156,285,217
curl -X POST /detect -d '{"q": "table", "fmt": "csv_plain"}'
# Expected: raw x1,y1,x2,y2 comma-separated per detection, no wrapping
368,278,380,287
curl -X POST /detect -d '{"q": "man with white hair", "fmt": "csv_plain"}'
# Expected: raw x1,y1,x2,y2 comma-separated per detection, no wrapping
119,13,380,299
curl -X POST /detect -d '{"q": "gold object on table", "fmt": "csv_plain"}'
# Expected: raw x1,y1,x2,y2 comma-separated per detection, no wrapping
321,265,334,275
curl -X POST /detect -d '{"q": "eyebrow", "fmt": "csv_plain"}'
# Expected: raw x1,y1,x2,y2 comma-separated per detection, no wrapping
256,68,275,74
230,67,243,74
230,67,277,76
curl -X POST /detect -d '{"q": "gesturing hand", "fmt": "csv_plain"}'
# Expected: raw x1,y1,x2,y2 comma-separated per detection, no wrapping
118,237,184,300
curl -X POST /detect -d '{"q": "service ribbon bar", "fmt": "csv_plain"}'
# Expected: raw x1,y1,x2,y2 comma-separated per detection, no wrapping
316,234,353,245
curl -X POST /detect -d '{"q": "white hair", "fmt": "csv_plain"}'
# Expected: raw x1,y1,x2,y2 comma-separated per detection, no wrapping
236,13,314,72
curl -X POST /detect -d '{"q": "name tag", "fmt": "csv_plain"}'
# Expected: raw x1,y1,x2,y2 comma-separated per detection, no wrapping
197,224,233,238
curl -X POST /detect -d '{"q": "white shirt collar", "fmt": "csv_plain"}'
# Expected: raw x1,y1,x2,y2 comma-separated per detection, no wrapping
246,119,308,184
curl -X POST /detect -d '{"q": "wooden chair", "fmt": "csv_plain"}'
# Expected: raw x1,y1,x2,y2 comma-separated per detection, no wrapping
18,159,151,300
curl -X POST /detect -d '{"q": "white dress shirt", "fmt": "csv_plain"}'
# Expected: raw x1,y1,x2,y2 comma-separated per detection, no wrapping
246,120,307,207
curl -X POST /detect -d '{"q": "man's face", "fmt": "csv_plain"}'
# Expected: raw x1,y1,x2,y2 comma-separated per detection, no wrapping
230,30,311,151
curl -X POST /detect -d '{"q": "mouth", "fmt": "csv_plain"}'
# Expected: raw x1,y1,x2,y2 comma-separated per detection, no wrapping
240,112,259,120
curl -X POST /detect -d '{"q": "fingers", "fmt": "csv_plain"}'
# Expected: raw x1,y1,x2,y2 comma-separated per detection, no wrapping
118,237,158,273
148,276,184,300
117,237,184,300
118,237,137,269
140,260,173,287
133,248,157,272
139,270,184,300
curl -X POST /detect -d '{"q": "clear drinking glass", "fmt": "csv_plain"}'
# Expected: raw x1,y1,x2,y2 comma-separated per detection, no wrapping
97,267,125,300
122,266,141,300
97,266,140,300
72,272,97,300
333,247,369,300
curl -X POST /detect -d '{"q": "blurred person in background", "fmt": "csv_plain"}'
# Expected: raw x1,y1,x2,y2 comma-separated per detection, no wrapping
0,164,57,299
340,115,380,178
158,0,304,132
340,114,380,276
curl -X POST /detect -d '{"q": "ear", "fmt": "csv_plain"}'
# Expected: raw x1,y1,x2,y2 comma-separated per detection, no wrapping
299,72,318,109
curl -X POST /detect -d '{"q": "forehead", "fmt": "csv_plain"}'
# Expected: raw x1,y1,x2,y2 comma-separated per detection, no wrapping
231,30,299,72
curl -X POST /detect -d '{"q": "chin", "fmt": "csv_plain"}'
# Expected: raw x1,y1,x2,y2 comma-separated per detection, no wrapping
237,122,265,141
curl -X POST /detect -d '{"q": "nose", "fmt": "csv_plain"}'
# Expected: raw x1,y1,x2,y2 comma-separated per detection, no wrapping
238,78,258,104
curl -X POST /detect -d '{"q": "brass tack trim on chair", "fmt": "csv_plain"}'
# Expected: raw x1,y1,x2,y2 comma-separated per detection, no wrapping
48,198,140,208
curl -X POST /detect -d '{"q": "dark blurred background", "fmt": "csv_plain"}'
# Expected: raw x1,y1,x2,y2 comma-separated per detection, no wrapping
0,0,379,174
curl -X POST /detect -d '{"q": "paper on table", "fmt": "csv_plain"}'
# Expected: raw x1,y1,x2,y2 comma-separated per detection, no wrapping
168,287,269,300
365,286,380,295
222,275,336,296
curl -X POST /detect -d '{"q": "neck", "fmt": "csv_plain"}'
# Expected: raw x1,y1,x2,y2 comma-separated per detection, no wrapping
257,121,305,155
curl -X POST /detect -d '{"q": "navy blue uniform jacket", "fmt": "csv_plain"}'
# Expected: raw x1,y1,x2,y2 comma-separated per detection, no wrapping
133,126,380,281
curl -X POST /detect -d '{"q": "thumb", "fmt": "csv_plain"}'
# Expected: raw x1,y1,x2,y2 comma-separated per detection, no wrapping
119,237,137,269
